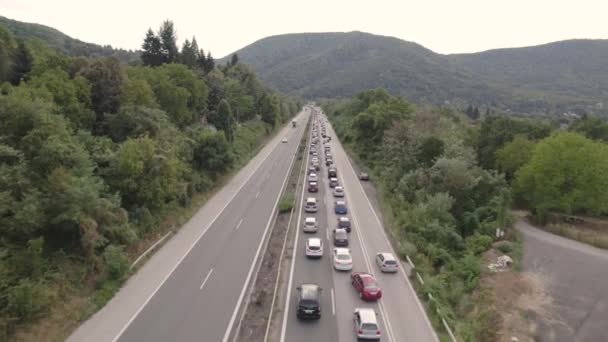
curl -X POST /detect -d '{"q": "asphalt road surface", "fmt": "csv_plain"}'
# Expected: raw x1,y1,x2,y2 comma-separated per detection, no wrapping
518,220,608,342
281,108,438,342
68,109,310,342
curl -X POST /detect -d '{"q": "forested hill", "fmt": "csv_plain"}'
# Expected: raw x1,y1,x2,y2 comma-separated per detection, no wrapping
0,16,140,63
0,20,300,340
228,31,608,116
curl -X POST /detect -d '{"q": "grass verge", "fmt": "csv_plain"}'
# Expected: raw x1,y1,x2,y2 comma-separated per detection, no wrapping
541,223,608,249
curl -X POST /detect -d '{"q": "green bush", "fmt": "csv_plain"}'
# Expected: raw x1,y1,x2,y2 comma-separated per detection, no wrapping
278,193,294,213
465,234,493,255
103,245,129,280
6,279,51,321
496,242,513,254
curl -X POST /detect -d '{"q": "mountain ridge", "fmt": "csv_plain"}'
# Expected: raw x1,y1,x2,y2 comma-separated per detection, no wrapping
226,31,608,115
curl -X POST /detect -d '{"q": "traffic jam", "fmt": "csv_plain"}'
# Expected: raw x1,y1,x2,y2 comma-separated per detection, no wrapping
296,107,400,340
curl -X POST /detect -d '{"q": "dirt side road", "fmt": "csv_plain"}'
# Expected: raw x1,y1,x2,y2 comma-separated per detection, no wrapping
517,220,608,342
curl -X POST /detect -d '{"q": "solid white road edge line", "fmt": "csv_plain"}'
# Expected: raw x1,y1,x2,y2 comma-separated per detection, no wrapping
235,218,243,230
331,288,336,316
333,123,439,342
221,118,304,342
341,160,396,342
280,115,313,342
199,269,214,290
111,114,300,342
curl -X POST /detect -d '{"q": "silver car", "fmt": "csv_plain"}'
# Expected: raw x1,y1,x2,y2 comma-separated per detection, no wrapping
375,252,399,273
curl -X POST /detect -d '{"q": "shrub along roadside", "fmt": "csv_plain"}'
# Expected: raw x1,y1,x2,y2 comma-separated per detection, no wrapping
322,89,513,341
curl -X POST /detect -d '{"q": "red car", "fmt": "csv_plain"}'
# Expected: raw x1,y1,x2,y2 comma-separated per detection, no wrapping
350,272,382,301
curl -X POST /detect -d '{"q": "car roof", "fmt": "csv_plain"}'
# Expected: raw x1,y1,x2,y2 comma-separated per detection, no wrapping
336,200,346,205
339,216,350,222
334,247,350,255
300,283,320,300
335,186,343,190
379,252,395,261
305,217,316,222
330,177,338,181
307,237,321,246
355,308,377,322
335,228,347,235
306,197,316,202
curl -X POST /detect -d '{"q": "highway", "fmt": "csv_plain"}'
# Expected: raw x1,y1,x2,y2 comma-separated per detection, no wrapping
68,109,310,342
281,107,438,342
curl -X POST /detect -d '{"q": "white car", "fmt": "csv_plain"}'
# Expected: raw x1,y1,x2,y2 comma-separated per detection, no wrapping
308,173,318,182
333,248,353,271
305,238,323,258
354,308,381,340
376,252,399,273
311,157,319,163
333,186,345,197
303,217,318,233
282,137,288,143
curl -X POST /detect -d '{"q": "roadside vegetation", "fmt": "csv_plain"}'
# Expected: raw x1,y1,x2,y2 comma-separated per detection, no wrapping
0,20,300,341
323,89,512,340
324,90,608,340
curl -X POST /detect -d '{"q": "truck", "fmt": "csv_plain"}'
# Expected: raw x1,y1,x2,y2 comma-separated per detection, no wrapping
292,119,297,127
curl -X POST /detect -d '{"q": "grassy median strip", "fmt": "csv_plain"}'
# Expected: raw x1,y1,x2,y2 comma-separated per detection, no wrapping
236,118,310,342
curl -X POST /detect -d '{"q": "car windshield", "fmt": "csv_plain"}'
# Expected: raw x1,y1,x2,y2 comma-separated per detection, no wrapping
361,323,378,331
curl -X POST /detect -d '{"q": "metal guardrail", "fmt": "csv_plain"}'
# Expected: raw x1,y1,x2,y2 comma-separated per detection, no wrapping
406,255,458,342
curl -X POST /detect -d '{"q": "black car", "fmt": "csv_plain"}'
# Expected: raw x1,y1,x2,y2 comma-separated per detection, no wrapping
327,167,337,179
296,284,322,319
308,181,318,193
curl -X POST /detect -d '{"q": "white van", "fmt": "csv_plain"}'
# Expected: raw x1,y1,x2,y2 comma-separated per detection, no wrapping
303,217,318,233
353,308,381,340
304,197,317,213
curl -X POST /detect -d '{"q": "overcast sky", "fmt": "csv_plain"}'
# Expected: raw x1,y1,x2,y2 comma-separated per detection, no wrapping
1,0,607,58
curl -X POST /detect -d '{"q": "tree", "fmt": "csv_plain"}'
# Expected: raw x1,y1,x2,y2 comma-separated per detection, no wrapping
179,39,197,68
158,20,178,64
230,53,239,67
192,128,234,176
204,51,215,73
477,115,552,170
0,26,16,82
569,114,608,142
514,132,608,218
258,93,278,128
495,134,535,182
10,40,33,85
212,99,235,142
141,28,163,67
81,57,125,130
196,48,206,69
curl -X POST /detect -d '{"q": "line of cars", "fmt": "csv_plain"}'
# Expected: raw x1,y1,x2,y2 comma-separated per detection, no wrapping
295,109,399,340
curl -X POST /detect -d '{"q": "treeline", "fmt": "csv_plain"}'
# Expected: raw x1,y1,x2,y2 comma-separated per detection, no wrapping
323,89,511,340
477,113,608,221
0,21,300,339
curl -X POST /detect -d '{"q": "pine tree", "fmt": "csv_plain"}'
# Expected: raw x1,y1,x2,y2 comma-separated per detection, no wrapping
141,28,163,66
191,36,200,61
196,48,206,70
204,51,215,73
230,53,239,67
473,107,480,120
158,20,178,63
9,40,32,85
179,39,197,68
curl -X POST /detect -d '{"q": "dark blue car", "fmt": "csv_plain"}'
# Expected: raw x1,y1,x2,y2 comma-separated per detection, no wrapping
334,201,347,215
